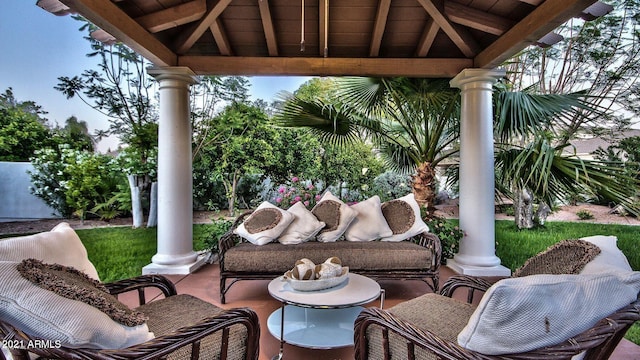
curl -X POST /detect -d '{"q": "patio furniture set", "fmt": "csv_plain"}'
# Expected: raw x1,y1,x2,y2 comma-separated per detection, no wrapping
1,194,639,359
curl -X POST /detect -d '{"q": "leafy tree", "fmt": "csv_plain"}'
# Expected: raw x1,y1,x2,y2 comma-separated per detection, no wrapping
194,102,279,215
0,88,52,161
55,17,158,227
51,116,96,152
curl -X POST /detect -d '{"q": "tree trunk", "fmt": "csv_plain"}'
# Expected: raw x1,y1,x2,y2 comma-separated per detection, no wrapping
227,170,240,217
411,162,437,211
128,174,144,228
514,187,534,229
535,202,551,226
146,182,158,228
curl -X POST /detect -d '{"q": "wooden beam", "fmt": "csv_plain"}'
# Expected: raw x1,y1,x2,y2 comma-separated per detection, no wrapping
444,2,514,36
61,0,176,66
416,0,479,57
369,0,391,57
174,0,232,54
474,0,598,68
178,56,473,77
415,19,439,57
258,0,278,56
135,0,206,33
516,0,544,5
209,18,232,55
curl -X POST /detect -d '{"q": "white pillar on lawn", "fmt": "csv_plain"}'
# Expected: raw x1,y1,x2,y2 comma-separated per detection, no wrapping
448,68,511,276
143,67,205,275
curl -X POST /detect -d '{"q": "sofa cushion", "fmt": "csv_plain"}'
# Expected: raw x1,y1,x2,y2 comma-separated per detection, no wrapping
457,272,640,355
512,239,601,277
344,196,393,242
579,235,632,274
0,261,154,349
234,201,295,245
0,222,100,280
380,193,429,242
311,191,357,242
277,202,325,245
17,259,146,327
223,241,433,273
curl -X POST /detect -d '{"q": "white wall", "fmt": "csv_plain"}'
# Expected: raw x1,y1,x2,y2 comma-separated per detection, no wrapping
0,162,60,222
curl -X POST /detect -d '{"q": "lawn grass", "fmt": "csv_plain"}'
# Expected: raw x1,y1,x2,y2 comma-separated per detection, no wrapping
27,220,640,346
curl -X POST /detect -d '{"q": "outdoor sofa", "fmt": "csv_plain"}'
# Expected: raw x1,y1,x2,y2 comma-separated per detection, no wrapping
218,192,441,303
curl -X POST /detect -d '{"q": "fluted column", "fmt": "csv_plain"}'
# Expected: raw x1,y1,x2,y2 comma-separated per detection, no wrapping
143,67,205,275
447,69,511,276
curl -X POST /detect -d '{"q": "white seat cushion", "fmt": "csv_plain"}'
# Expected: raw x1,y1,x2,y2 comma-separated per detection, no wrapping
457,272,640,355
0,261,153,349
0,222,99,280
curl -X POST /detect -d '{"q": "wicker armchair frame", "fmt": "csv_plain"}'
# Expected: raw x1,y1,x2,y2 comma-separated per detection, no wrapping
354,279,640,360
0,275,260,360
218,211,442,304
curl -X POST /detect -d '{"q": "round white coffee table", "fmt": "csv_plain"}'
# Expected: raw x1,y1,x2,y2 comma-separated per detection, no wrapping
267,273,384,359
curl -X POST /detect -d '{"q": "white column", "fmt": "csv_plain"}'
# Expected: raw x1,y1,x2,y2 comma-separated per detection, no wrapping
143,67,205,275
447,69,511,276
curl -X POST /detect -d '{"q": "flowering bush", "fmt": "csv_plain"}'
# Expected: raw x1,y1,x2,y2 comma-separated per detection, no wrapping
425,216,464,263
273,177,320,209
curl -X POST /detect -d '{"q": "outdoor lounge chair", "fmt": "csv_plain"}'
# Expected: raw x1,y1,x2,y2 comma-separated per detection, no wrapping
0,274,260,360
0,223,260,360
354,236,640,359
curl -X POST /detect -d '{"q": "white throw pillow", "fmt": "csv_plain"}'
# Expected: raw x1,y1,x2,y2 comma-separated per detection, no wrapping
0,222,100,280
234,201,295,245
0,261,154,349
457,272,640,355
311,191,357,242
278,202,326,245
344,196,393,242
380,193,429,242
579,235,632,274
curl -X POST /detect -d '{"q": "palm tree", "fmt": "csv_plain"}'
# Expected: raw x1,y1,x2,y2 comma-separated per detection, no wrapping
275,77,639,221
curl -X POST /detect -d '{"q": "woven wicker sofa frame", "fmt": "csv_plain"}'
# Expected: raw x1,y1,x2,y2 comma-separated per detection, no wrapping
354,276,640,360
218,211,442,304
0,274,260,360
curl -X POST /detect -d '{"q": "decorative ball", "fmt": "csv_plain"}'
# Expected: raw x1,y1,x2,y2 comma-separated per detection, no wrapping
291,258,315,280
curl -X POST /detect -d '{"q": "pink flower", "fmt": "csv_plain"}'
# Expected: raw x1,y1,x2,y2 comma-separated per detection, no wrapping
276,197,282,203
307,184,314,190
304,193,311,199
278,186,285,194
294,196,302,202
315,194,322,201
292,176,299,183
304,201,310,207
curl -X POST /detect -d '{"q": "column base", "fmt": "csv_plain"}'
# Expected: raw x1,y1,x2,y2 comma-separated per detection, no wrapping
142,253,207,275
446,259,511,277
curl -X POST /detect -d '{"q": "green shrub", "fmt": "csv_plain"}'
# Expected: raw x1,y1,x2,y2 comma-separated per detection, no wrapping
576,209,594,220
425,217,463,263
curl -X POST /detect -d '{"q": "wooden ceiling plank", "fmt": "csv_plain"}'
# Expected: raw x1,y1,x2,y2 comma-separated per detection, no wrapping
415,0,479,57
369,0,391,57
475,0,597,68
209,18,232,56
60,0,176,66
415,18,439,57
178,56,473,77
258,0,278,56
444,2,514,36
174,0,233,54
135,0,206,33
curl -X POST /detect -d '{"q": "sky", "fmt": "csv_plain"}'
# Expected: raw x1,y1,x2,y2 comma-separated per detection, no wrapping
0,0,311,152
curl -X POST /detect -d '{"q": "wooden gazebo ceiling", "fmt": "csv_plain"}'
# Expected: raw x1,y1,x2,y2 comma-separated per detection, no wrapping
55,0,600,77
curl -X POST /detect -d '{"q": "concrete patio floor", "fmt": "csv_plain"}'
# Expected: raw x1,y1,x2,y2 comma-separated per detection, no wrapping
121,263,640,360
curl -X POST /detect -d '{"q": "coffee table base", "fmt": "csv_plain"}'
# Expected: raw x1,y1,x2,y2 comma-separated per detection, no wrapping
267,305,364,349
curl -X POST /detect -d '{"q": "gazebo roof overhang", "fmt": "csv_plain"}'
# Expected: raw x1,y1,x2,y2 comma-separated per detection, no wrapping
49,0,602,78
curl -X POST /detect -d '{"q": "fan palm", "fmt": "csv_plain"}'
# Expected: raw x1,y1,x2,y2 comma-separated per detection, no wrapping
275,77,638,217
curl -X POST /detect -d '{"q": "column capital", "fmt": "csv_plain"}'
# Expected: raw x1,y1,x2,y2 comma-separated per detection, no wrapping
147,66,199,85
450,68,506,89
